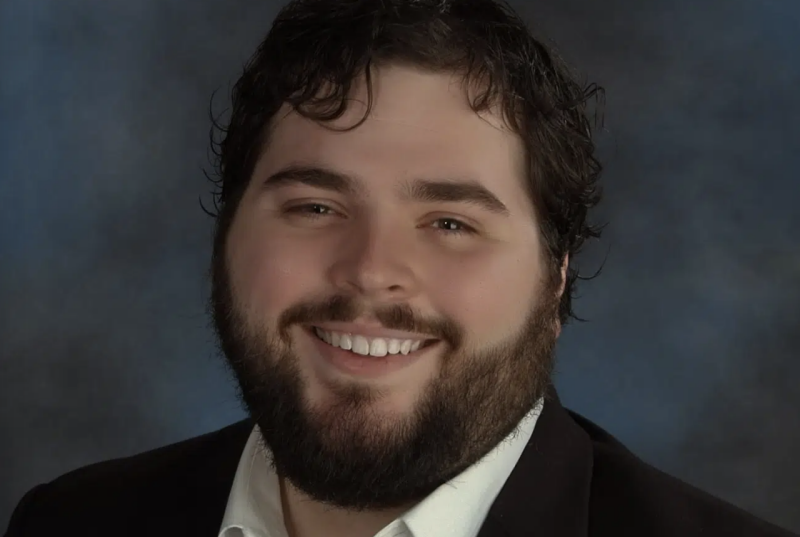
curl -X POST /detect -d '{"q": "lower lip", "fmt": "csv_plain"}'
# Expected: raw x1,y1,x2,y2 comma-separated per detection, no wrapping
305,327,435,379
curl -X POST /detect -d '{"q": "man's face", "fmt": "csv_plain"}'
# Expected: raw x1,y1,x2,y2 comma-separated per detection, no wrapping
213,64,563,510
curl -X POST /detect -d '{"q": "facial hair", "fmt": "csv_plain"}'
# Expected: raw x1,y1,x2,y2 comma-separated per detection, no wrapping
212,254,560,512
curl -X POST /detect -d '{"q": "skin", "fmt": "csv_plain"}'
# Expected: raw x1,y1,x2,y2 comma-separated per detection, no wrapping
216,64,567,537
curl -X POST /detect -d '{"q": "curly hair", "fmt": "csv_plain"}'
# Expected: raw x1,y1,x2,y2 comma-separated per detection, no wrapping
209,0,604,325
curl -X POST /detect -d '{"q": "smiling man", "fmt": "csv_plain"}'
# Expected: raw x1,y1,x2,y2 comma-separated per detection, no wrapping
5,1,797,537
213,63,563,536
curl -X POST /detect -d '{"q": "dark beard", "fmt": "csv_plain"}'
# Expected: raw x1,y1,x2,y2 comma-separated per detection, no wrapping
211,253,560,512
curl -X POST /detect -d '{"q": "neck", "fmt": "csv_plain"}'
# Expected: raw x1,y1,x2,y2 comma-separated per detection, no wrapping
280,477,411,537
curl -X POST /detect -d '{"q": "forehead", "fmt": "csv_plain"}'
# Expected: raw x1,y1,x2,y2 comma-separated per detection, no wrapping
257,65,532,216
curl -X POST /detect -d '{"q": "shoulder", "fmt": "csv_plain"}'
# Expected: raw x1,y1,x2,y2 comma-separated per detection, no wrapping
569,411,797,537
5,419,252,536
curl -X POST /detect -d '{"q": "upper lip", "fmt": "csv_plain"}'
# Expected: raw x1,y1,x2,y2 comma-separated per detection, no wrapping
310,322,436,341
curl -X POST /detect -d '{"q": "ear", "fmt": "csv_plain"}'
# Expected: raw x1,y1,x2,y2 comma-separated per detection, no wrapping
557,254,569,299
554,254,569,337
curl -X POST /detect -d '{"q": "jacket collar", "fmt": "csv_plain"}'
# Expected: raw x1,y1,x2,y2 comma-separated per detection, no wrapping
175,418,255,537
477,387,593,537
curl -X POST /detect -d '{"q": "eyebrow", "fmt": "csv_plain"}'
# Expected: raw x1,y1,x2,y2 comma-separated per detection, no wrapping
262,164,510,216
262,165,362,195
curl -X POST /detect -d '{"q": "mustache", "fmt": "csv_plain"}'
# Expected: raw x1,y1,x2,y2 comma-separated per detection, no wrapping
278,295,463,348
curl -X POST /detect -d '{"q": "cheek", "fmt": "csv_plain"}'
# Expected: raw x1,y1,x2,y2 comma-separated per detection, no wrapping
227,221,326,317
427,248,539,342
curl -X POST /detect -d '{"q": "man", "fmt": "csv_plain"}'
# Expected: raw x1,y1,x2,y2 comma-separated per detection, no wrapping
5,1,796,536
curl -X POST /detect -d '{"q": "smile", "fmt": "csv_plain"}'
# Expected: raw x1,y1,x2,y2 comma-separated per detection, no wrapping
312,326,436,357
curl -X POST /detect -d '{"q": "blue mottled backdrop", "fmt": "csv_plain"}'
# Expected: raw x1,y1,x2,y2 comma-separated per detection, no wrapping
1,0,798,532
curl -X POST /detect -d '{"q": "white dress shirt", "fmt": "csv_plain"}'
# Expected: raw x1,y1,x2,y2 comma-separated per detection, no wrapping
218,399,543,537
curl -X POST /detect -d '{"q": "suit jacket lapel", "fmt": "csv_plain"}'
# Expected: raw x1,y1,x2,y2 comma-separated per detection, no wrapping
477,387,594,537
157,417,254,537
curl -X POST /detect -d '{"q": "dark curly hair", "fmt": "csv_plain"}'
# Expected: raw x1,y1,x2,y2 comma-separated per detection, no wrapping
209,0,604,325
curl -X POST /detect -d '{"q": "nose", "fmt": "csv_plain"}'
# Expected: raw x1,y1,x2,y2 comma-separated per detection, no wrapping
327,220,420,302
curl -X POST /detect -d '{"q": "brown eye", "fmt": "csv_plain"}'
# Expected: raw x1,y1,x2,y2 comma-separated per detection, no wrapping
285,203,335,217
431,218,477,236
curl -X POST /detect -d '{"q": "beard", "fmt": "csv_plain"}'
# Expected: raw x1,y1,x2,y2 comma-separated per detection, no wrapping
211,251,560,512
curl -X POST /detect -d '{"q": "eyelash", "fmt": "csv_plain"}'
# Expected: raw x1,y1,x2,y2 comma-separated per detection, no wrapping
284,203,478,236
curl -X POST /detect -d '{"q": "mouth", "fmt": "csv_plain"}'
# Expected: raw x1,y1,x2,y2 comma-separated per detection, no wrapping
307,325,439,358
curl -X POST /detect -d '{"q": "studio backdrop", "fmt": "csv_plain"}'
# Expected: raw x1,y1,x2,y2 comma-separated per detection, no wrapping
1,0,798,532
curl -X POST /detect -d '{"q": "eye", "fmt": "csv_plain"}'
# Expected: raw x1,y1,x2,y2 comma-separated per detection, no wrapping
283,203,337,219
430,217,477,236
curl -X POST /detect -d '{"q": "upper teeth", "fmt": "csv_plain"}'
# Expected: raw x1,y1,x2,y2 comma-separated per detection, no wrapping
314,327,425,357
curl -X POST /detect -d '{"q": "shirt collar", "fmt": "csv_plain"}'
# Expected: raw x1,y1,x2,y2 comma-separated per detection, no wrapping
219,430,287,537
219,399,543,537
402,399,543,537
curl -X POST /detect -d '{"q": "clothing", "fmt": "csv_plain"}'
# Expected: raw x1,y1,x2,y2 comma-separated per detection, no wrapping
218,400,543,537
5,388,797,537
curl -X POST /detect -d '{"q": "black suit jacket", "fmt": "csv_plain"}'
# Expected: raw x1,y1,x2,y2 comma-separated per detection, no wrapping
5,390,797,537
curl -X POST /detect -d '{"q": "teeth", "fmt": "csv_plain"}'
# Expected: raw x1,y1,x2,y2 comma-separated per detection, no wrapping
313,327,427,357
339,333,352,350
369,338,388,357
352,335,370,355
